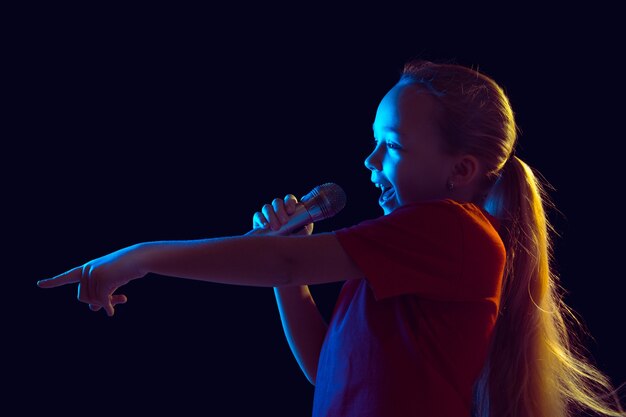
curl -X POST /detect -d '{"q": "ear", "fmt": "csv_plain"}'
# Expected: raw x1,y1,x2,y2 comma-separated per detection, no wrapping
449,154,480,187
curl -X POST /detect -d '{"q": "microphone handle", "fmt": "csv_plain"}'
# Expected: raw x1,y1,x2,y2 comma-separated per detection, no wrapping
246,203,313,236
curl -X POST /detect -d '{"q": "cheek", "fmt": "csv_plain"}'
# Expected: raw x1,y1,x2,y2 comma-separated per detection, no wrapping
393,163,437,201
395,178,419,202
393,166,419,199
382,152,405,175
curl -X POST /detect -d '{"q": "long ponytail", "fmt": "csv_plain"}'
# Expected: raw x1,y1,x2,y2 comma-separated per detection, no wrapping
476,156,624,417
401,59,625,417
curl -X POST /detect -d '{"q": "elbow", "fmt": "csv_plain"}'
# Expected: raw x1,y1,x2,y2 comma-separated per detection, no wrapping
304,365,317,386
280,250,300,287
262,236,300,287
305,361,319,386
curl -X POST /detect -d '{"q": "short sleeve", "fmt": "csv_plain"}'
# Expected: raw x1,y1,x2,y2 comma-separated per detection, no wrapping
334,200,502,301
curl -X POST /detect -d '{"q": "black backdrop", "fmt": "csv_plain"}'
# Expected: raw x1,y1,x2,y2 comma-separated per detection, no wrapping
10,5,625,416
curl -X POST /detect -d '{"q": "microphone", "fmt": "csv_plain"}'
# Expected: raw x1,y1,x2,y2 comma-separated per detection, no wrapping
247,183,347,236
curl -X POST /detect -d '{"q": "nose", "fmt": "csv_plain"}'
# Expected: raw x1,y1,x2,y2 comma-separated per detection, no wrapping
364,145,382,171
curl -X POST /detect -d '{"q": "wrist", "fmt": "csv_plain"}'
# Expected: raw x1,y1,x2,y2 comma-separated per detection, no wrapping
129,242,154,278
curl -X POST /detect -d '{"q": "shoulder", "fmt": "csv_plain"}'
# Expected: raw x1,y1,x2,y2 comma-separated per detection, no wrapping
346,199,496,232
331,200,464,262
334,199,476,250
336,199,503,258
393,199,501,236
394,198,494,221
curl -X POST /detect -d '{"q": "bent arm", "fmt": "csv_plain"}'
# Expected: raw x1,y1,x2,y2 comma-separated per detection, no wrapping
274,286,327,385
146,233,346,383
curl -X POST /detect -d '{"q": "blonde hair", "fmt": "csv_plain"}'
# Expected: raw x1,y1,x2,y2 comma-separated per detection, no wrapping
401,60,625,417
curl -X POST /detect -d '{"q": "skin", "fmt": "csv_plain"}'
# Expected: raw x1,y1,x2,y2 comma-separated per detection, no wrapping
367,81,483,214
37,81,488,387
36,82,484,318
263,84,487,383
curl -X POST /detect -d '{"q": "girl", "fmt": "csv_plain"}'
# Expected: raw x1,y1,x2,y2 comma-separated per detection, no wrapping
38,60,625,417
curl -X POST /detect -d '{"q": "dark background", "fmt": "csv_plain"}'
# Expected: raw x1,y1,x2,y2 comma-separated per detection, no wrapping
9,5,624,416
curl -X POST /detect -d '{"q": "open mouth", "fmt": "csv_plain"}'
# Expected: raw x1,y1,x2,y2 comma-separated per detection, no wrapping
375,183,395,204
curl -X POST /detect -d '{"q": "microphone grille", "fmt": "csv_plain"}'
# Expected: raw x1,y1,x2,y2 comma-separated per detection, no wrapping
301,183,347,221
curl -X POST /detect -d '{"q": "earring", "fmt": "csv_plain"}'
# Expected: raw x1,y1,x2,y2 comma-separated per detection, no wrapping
447,180,454,191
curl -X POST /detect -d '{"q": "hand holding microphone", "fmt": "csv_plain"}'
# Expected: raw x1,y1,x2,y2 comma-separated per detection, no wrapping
248,183,347,236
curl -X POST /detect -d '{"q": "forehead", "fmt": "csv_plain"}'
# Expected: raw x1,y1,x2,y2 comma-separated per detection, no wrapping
373,82,438,136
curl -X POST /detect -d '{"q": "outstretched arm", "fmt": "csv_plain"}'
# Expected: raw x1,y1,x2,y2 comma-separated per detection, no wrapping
38,226,361,316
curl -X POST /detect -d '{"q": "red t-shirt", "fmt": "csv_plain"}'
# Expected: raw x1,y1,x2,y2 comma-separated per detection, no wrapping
312,199,505,417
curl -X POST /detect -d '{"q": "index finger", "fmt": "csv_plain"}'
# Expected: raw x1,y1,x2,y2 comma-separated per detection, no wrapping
37,266,83,288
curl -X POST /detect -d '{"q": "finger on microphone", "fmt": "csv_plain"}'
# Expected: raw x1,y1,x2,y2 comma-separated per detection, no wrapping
248,183,345,236
253,212,269,229
285,194,298,215
270,198,286,223
262,203,280,231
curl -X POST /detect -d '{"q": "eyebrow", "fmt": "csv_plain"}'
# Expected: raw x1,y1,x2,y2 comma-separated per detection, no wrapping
372,124,401,135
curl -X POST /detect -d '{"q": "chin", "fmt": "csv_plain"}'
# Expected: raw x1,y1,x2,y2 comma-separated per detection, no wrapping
380,201,397,215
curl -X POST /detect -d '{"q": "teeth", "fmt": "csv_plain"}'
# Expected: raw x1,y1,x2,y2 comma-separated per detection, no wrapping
380,186,394,203
374,182,393,193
